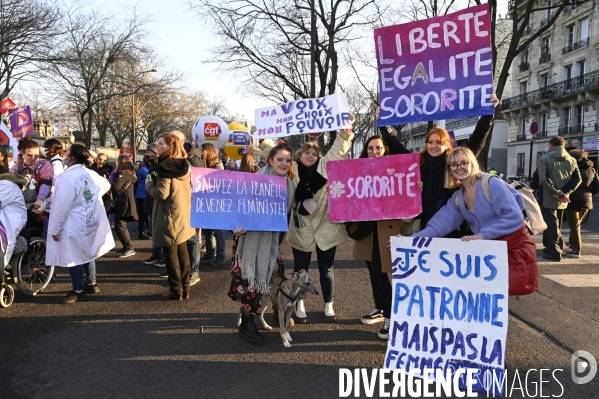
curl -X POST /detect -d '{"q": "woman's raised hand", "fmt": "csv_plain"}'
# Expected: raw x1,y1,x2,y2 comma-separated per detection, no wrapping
490,94,499,108
233,227,246,237
417,180,423,192
375,107,381,119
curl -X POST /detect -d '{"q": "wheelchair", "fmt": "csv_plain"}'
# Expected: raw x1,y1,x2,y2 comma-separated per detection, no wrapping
0,219,54,308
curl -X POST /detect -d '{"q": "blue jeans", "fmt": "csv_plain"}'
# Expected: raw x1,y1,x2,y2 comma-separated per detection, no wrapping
204,229,225,260
84,260,96,285
188,231,201,275
292,245,336,303
68,263,88,292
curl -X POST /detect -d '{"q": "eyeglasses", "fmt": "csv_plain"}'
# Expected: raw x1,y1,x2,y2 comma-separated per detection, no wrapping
449,161,470,170
367,146,384,153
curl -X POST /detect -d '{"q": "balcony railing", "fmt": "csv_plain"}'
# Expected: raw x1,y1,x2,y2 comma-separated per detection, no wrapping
539,129,547,138
519,62,530,72
563,37,589,55
575,125,585,134
558,127,574,136
567,0,590,11
539,53,551,64
516,134,528,141
446,116,479,130
502,69,599,110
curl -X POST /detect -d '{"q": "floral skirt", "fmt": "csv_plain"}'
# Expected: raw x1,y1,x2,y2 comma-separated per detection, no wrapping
227,235,285,314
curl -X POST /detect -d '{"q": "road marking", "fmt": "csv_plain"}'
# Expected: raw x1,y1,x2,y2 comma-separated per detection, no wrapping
537,255,599,264
542,274,599,287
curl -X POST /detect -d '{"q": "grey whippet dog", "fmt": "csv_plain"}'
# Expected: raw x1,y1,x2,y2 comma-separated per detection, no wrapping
236,269,319,347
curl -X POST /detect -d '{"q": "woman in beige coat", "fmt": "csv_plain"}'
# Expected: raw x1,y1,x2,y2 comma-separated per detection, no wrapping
286,116,354,322
146,134,195,300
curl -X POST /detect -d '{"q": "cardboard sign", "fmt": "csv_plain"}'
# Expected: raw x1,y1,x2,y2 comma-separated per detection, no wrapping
327,153,421,222
375,4,495,126
0,97,16,114
386,236,508,395
8,106,34,138
190,167,288,232
254,92,352,138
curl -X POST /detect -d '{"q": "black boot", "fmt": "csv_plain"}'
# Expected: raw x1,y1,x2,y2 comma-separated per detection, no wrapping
238,314,264,345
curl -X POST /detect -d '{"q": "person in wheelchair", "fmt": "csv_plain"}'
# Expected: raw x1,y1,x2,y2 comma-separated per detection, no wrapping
0,173,28,268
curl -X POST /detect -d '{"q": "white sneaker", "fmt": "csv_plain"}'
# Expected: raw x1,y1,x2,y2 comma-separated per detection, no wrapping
295,299,307,318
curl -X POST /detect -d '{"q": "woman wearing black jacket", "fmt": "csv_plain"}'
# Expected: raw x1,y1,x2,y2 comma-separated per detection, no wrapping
111,155,138,258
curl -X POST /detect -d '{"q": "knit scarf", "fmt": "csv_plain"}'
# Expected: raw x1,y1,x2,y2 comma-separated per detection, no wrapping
235,165,296,295
295,159,327,202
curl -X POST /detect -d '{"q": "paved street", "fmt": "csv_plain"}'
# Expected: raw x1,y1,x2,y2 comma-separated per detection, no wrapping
1,210,599,398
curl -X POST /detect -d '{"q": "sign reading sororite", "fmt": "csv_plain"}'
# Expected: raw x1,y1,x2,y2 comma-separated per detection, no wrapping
327,153,422,222
253,92,352,138
190,167,288,232
375,4,495,126
386,236,508,396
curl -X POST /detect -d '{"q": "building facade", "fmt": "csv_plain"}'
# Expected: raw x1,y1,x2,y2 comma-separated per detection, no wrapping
503,0,598,178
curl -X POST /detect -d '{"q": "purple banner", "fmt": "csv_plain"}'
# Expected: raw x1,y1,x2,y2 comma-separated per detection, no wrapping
375,4,494,126
190,167,288,232
8,106,34,138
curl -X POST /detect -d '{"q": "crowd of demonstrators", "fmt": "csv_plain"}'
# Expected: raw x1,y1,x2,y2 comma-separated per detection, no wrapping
146,134,195,300
287,119,355,324
111,155,139,258
228,142,296,344
565,149,599,258
46,144,114,303
200,142,226,266
538,136,581,262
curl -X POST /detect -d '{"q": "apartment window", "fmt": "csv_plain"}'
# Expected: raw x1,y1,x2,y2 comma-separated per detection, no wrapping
541,74,549,88
565,65,573,90
517,153,526,175
577,105,584,132
566,25,575,47
564,107,572,129
581,18,589,41
541,113,548,136
545,0,552,19
520,81,527,94
541,37,551,55
521,117,527,136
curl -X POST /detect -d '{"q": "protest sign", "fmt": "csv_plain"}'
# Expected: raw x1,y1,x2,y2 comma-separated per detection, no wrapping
386,236,508,395
327,153,421,222
190,167,288,232
1,97,16,114
8,106,34,138
375,4,494,126
253,92,351,138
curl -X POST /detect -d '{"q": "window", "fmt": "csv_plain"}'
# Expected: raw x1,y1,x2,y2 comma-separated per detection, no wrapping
577,60,586,87
577,105,584,132
541,113,548,136
517,153,526,175
581,18,589,41
521,117,527,136
541,74,549,88
566,25,575,47
545,0,552,19
565,65,573,90
541,37,551,56
520,81,527,94
564,107,572,135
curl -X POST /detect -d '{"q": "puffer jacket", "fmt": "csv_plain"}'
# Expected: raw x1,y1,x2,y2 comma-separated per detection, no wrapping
286,130,353,252
187,147,206,168
538,146,581,209
111,172,138,221
146,158,194,247
568,158,599,210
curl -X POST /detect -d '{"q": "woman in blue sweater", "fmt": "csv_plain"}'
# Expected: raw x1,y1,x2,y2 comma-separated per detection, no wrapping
411,147,536,259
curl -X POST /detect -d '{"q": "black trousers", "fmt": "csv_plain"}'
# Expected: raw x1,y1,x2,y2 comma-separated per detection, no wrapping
541,206,565,255
164,242,190,294
114,218,133,251
366,229,392,319
292,245,336,303
135,198,148,233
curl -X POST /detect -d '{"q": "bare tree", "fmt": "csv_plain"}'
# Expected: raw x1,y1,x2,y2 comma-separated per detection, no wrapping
47,2,151,147
0,0,61,101
190,0,385,151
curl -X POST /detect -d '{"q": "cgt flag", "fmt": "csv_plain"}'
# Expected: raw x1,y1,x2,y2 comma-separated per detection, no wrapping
1,97,16,114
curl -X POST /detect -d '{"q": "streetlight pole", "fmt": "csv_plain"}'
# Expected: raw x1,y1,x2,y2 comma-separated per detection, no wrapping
131,69,157,162
310,0,315,99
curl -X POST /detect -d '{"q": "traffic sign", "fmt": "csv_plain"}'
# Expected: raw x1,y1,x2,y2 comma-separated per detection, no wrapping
530,120,539,135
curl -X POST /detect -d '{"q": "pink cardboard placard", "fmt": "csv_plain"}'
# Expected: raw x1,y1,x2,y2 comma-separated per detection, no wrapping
327,153,422,222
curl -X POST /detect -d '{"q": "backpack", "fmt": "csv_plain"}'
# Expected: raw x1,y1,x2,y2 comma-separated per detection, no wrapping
455,173,547,236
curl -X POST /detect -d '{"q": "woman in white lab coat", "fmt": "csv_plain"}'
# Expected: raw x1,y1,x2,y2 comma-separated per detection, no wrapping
46,144,114,303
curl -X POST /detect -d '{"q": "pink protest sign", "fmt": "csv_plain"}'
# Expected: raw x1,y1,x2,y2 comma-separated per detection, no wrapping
375,4,494,126
327,153,421,222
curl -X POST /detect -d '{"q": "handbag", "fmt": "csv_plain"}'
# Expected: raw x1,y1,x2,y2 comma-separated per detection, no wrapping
22,176,38,203
344,221,376,241
496,224,539,296
106,180,132,214
401,217,421,236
